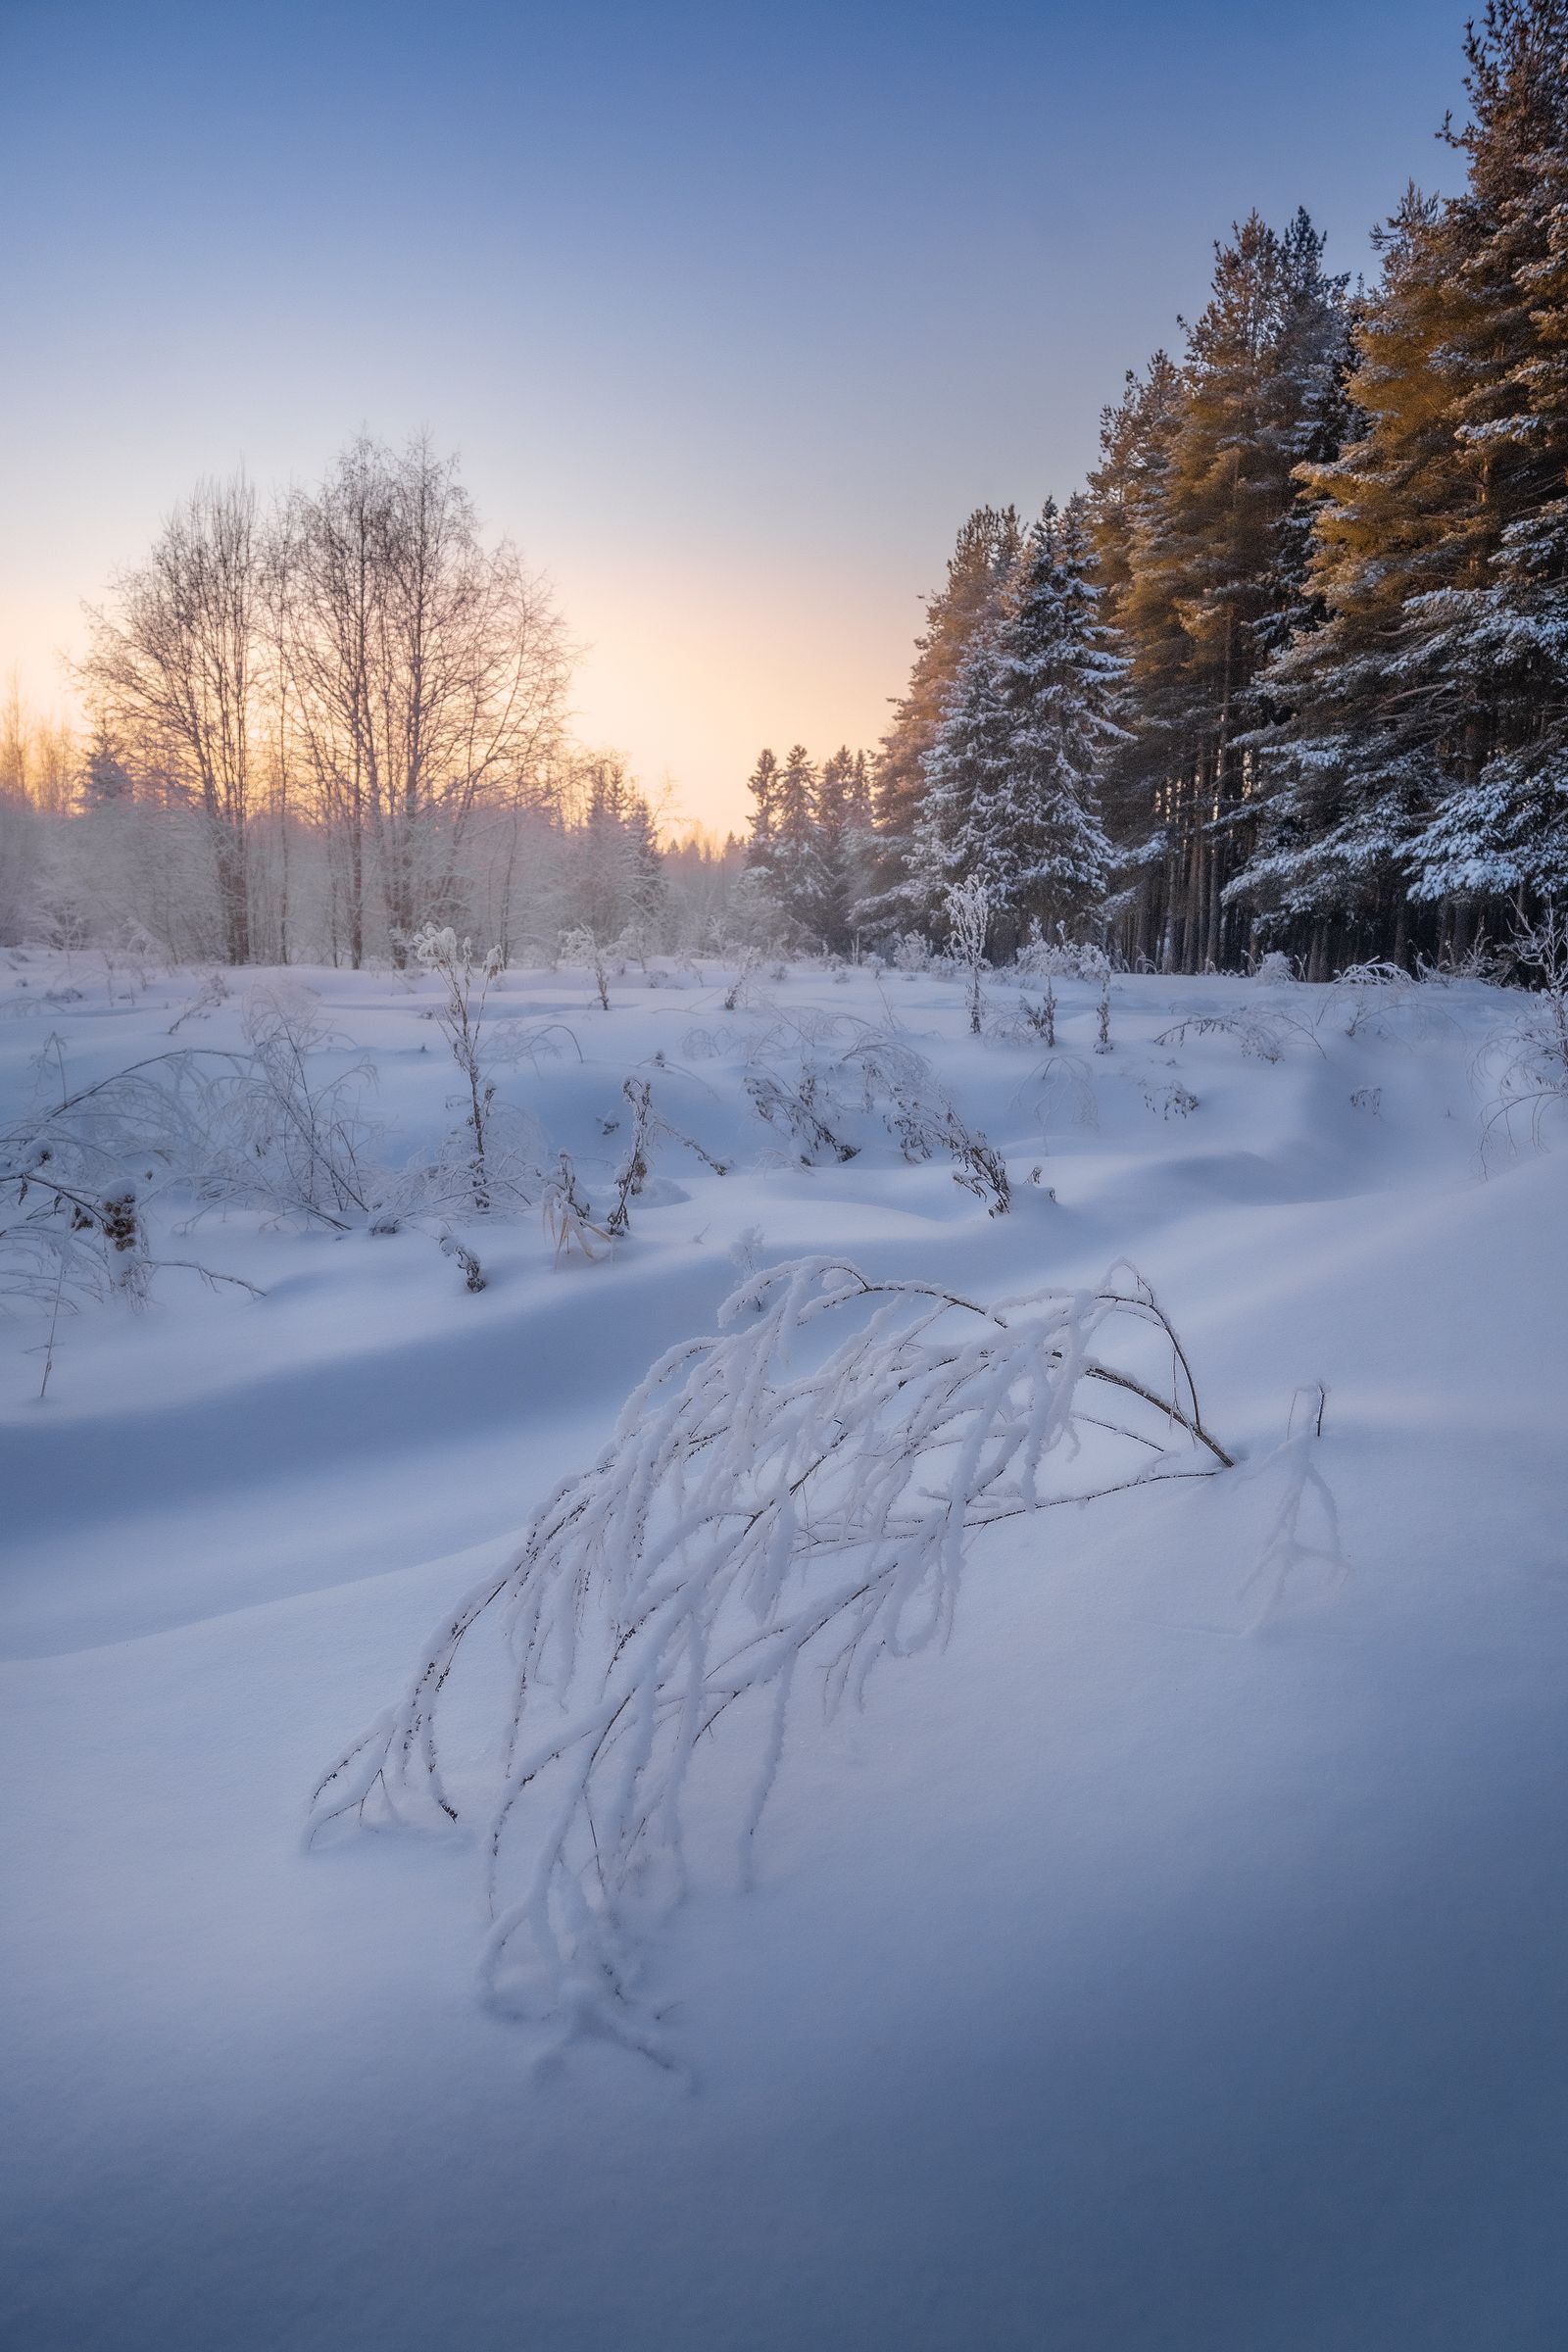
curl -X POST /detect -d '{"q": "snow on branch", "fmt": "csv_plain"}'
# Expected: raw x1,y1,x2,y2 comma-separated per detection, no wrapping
309,1255,1232,2063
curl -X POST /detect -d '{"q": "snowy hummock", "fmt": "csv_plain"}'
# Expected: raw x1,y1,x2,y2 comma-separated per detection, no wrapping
2,948,1566,2350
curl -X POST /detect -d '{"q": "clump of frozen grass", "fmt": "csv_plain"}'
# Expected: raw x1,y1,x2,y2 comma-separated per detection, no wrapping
1252,949,1297,986
309,1254,1233,2064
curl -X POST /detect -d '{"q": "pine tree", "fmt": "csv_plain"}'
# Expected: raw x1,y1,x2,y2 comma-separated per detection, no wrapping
1088,216,1348,968
1244,4,1568,956
1406,0,1568,906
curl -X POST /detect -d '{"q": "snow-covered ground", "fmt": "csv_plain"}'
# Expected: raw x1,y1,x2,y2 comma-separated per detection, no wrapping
3,948,1566,2350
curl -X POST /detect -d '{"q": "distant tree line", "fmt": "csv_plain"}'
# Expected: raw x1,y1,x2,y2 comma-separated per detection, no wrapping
1,437,756,963
747,0,1568,971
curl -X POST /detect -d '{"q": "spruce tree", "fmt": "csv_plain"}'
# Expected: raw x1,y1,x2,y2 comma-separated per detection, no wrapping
745,749,779,867
988,499,1118,931
919,622,1013,904
865,506,1022,924
765,744,821,937
922,502,1118,934
814,746,865,953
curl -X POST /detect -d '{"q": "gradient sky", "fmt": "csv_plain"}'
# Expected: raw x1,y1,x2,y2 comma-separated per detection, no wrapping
1,0,1468,834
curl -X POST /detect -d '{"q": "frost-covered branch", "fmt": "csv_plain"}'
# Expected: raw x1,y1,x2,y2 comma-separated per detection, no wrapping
310,1255,1232,2060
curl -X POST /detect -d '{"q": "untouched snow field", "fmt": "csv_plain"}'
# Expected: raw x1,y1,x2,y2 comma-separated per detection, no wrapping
3,948,1566,2349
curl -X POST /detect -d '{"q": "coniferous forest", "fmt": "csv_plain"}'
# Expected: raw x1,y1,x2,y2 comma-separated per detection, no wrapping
746,0,1568,973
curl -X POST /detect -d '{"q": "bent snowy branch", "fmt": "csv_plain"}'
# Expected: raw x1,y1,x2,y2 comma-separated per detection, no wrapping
310,1254,1233,2058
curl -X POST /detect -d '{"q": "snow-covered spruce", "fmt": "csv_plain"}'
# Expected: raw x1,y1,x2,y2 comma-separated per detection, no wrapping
309,1255,1233,2063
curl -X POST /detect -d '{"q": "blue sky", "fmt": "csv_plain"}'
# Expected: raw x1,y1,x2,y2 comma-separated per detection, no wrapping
1,0,1469,829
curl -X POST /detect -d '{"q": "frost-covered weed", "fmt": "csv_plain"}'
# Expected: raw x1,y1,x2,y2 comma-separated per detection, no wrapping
542,1152,606,1262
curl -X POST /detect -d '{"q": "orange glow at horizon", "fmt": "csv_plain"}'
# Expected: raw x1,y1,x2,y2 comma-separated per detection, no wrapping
1,551,916,844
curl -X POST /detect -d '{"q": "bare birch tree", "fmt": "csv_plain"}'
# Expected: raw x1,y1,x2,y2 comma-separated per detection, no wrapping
78,474,261,964
284,434,569,966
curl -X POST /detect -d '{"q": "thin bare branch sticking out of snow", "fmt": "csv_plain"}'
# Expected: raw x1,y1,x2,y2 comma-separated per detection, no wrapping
309,1255,1233,2066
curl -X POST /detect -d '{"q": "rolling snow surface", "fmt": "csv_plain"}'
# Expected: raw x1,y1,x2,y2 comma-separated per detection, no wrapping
2,951,1565,2349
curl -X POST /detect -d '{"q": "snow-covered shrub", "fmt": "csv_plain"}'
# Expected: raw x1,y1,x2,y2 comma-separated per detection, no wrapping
1327,958,1454,1045
745,1065,858,1164
1416,933,1507,985
0,1036,264,1324
1478,907,1568,1156
208,986,378,1225
1253,949,1296,987
411,926,509,1211
837,1027,1010,1213
1023,1051,1099,1149
1014,924,1110,983
560,924,612,1010
891,931,932,977
944,878,991,1037
1143,1083,1200,1119
310,1256,1235,2062
1332,959,1414,1037
1022,985,1055,1046
605,1076,729,1238
1155,1009,1323,1063
167,969,231,1032
401,927,550,1220
722,945,761,1011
